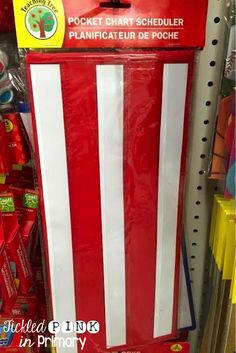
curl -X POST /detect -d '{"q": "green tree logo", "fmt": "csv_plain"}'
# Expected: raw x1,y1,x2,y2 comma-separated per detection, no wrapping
26,6,57,39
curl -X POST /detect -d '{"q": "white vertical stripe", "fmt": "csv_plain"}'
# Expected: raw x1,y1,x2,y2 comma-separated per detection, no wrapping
96,65,126,347
30,65,77,353
154,64,188,337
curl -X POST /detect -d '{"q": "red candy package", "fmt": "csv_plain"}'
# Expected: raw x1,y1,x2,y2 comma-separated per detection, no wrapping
0,121,11,174
0,215,18,314
0,193,33,294
2,113,30,166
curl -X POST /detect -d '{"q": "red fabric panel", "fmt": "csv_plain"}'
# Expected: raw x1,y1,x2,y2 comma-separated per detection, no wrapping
124,61,163,344
60,62,106,352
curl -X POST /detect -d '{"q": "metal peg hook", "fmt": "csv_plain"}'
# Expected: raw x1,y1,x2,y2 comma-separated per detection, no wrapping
100,0,131,8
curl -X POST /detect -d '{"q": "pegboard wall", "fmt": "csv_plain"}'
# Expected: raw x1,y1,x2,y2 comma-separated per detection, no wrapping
183,0,231,352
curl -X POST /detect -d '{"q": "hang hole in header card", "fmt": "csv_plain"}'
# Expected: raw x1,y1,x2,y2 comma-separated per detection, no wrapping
100,0,131,8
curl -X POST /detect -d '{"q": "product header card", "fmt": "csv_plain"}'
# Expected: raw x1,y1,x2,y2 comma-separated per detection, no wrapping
13,0,208,48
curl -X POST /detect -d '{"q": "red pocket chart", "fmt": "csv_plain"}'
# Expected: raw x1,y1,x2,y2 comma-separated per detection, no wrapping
26,51,193,353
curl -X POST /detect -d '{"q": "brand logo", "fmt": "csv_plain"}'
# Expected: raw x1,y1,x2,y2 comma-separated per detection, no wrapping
171,344,183,352
25,5,57,39
3,320,99,349
4,119,13,133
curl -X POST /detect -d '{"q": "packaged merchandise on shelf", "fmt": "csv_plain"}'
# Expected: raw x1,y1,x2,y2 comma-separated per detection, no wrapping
0,185,39,246
0,188,48,349
0,193,33,294
209,6,236,199
224,9,236,81
0,0,15,33
0,49,14,110
210,92,236,198
0,120,11,174
0,214,18,315
0,0,211,351
0,15,49,353
26,50,194,352
5,167,34,190
2,113,30,166
0,187,45,316
200,195,236,353
0,47,30,178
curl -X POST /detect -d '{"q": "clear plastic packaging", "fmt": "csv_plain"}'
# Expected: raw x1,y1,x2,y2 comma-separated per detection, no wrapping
26,51,194,352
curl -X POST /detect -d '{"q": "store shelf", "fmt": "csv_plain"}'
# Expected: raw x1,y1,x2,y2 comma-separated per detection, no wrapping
183,0,231,352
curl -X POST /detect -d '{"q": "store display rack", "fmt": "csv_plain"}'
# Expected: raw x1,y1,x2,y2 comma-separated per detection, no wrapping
184,0,231,352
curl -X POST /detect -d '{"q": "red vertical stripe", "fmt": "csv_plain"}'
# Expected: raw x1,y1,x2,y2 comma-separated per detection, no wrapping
124,61,163,344
60,62,106,352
